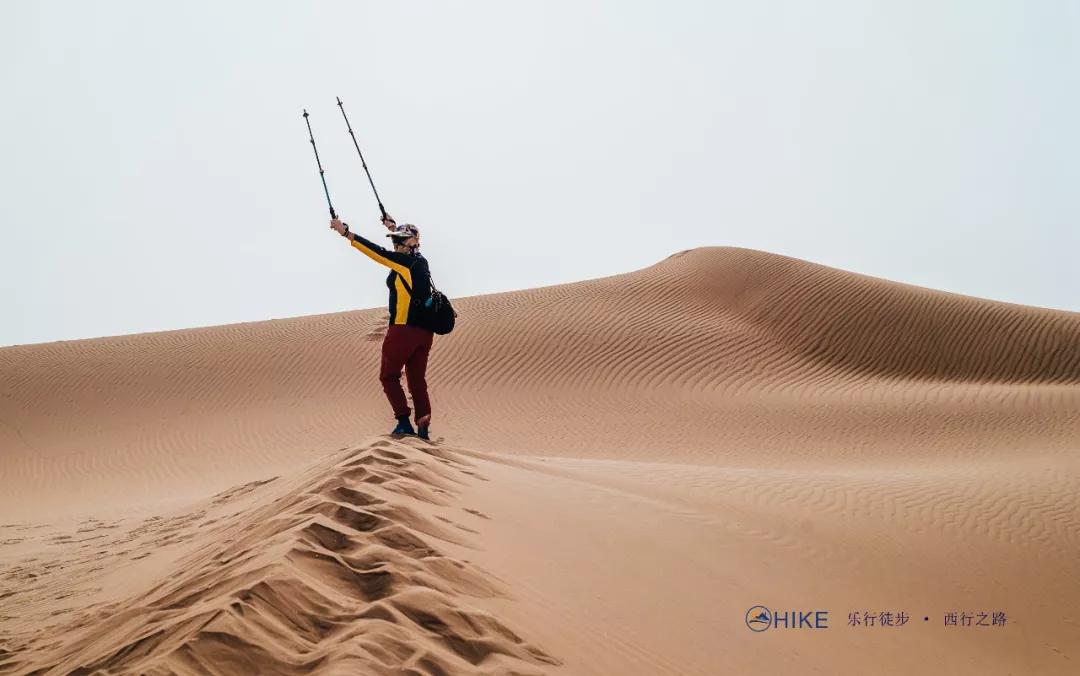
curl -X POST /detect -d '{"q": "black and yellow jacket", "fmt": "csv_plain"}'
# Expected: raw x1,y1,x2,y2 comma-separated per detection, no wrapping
348,233,433,326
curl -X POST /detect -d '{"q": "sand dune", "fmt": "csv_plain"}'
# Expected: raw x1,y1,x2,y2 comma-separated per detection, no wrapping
2,247,1079,674
1,439,557,674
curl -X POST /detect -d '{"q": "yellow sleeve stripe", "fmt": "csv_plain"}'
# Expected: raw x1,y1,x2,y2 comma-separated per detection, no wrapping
350,238,411,278
348,238,414,323
393,276,412,324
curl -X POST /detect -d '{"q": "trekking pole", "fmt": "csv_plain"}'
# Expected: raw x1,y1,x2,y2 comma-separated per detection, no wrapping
302,109,337,219
336,96,388,220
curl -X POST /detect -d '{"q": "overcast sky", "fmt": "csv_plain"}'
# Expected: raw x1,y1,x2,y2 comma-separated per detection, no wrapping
2,1,1077,347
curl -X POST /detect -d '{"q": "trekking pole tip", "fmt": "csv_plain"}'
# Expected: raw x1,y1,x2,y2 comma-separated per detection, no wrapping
336,96,343,106
303,109,309,118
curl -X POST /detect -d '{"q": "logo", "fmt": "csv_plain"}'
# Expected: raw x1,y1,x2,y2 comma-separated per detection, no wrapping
746,605,772,632
746,605,829,632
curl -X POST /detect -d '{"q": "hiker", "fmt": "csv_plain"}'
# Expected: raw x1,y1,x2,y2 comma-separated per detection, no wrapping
330,213,435,440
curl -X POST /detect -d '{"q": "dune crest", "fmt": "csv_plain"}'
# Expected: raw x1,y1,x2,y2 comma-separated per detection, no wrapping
0,439,558,675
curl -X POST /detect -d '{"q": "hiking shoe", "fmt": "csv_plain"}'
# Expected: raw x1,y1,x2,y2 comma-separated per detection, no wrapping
391,416,415,436
415,415,431,441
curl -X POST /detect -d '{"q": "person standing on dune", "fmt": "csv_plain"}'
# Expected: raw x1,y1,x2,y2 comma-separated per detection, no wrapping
330,214,435,440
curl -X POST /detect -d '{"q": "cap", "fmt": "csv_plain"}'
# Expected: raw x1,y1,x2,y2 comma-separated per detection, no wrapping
386,223,420,240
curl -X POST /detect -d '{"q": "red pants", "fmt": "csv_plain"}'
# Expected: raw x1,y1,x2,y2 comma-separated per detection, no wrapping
379,324,434,422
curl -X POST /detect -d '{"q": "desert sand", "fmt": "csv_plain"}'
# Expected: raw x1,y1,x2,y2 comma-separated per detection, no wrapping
1,246,1078,674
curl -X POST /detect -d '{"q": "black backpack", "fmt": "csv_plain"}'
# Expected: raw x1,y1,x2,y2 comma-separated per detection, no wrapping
421,274,457,335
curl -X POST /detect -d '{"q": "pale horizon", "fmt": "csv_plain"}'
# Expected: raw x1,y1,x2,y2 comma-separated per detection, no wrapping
5,243,1077,348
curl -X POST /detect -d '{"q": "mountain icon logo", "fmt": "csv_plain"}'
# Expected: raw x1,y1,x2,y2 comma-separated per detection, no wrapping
746,605,771,632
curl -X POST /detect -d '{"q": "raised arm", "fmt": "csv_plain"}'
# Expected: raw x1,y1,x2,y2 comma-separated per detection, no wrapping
330,217,414,274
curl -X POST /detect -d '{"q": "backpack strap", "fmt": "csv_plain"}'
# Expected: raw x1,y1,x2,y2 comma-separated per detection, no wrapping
398,268,440,297
396,261,441,304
